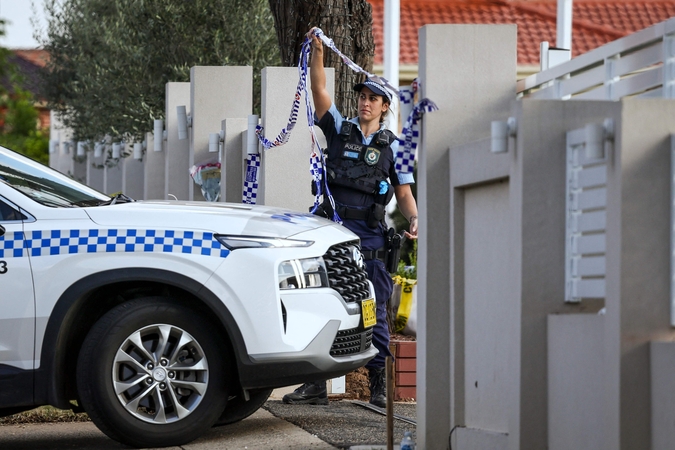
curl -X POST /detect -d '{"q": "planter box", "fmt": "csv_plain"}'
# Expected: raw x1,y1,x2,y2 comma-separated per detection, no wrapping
390,340,417,400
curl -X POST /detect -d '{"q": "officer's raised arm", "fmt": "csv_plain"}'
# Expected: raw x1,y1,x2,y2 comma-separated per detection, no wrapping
308,28,331,120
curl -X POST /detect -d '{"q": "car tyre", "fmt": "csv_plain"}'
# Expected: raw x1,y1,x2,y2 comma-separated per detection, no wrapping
213,388,272,426
77,297,229,447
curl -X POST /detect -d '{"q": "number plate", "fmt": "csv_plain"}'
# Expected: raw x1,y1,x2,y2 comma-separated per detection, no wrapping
361,299,376,328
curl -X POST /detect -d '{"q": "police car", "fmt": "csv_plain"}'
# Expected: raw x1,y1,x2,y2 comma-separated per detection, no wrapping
0,146,377,447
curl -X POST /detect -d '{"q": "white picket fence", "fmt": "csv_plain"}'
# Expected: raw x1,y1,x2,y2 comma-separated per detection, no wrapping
517,17,675,100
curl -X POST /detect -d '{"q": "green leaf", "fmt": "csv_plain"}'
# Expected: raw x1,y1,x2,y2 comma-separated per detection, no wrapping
40,0,280,141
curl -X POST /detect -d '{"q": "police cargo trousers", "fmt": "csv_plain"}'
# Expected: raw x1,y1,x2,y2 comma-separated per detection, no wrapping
364,259,394,369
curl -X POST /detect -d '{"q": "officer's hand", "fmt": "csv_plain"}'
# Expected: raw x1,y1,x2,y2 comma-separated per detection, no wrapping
404,216,418,240
306,28,322,50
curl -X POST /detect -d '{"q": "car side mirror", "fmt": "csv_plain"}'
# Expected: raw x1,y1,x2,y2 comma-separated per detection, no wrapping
0,224,5,236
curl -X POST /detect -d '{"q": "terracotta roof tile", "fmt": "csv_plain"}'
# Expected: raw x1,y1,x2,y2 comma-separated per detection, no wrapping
3,51,46,100
12,49,49,68
368,0,675,65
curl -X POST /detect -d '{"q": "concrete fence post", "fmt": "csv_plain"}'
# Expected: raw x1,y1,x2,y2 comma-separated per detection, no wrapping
189,66,252,202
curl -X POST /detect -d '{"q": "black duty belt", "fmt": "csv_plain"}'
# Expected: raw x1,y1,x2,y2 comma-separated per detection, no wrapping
336,205,369,221
361,248,387,261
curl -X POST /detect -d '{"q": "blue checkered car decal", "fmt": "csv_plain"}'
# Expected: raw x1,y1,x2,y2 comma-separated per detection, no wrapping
0,229,230,259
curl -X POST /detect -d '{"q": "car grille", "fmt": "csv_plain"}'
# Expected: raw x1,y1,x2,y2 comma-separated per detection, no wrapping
323,241,371,303
330,327,373,357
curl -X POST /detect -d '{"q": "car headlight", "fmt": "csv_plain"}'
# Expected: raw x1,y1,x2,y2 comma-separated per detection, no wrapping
278,257,329,289
215,235,313,250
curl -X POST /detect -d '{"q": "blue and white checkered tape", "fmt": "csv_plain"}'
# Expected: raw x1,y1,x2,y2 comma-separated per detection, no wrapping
0,229,230,259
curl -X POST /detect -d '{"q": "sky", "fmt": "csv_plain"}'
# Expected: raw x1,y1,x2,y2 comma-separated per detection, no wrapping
0,0,47,49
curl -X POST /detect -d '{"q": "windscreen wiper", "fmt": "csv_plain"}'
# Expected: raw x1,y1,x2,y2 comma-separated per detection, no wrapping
99,193,136,206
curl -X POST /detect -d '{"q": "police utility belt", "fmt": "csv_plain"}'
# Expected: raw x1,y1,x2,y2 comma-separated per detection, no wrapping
312,122,404,272
361,229,405,274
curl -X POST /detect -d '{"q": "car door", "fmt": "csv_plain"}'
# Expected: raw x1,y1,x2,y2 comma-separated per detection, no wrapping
0,195,35,406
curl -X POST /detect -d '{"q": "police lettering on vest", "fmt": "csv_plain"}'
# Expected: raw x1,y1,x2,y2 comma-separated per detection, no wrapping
325,123,397,196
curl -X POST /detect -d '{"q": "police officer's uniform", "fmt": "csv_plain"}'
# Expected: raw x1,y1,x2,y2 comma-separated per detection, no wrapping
319,99,414,365
282,82,414,407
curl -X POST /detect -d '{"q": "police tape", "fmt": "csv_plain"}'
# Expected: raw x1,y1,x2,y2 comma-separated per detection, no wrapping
242,153,260,204
251,28,437,212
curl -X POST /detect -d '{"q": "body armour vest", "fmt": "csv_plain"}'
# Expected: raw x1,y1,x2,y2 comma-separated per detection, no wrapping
325,121,397,195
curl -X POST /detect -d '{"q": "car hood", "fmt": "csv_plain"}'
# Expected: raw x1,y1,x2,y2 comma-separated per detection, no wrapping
84,200,335,238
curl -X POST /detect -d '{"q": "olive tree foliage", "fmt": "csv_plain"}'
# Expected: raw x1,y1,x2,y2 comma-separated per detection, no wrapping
268,0,375,118
41,0,280,142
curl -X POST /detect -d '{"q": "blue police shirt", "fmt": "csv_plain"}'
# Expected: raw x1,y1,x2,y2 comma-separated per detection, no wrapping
316,104,414,251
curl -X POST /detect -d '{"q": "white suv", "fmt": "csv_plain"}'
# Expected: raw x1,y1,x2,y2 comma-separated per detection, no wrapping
0,146,377,447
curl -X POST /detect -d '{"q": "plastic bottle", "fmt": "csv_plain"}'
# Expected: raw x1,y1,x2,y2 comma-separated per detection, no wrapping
400,431,414,450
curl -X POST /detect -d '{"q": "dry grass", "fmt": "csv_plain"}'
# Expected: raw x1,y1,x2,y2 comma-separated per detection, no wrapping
0,406,90,425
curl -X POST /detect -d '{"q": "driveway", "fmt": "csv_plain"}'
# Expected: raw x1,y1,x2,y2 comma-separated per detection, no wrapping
0,408,335,450
0,400,417,450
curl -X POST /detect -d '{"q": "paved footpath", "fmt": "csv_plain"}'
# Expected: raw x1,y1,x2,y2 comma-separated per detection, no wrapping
0,408,336,450
0,400,416,450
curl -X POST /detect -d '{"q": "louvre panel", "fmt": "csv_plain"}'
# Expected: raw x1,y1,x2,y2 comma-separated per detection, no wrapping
578,165,607,188
572,256,606,277
566,126,609,303
573,279,606,299
577,188,607,211
577,210,606,233
573,234,606,255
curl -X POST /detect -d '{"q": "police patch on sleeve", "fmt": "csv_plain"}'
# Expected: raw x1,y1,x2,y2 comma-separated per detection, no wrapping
364,147,381,166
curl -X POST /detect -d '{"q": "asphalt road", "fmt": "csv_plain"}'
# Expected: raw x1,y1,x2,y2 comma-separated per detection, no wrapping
0,400,417,450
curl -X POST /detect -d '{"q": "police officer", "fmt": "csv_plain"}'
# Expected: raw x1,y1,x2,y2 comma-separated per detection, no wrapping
282,28,418,408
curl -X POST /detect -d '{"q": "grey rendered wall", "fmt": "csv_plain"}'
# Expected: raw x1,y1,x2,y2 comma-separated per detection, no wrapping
450,427,508,450
49,110,60,170
104,162,123,195
448,134,518,450
446,99,628,449
165,82,191,200
538,99,675,450
463,180,518,439
417,24,517,449
189,66,252,201
651,341,675,450
259,67,333,212
221,118,247,204
548,314,608,449
144,131,165,200
516,99,622,449
50,114,87,184
86,151,104,193
618,99,675,450
122,142,144,199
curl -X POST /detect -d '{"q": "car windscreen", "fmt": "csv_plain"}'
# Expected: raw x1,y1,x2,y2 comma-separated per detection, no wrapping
0,146,110,207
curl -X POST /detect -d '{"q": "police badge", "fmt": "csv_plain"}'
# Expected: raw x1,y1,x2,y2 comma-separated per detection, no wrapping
364,147,381,166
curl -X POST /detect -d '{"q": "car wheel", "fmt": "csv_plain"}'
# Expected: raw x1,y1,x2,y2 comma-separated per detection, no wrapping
214,388,272,426
77,297,229,447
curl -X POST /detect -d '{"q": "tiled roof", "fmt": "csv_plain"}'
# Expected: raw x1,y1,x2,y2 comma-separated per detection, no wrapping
3,52,45,97
1,50,49,129
368,0,675,66
13,49,50,68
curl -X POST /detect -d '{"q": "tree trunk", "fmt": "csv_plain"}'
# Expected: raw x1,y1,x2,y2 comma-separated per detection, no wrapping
268,0,375,118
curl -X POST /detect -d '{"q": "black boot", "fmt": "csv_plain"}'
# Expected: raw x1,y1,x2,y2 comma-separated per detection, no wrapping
368,367,386,408
282,381,328,405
